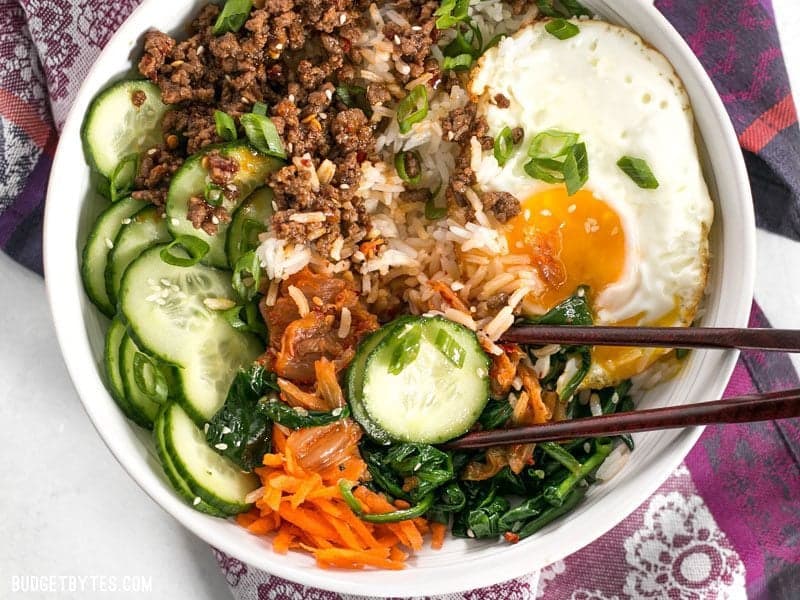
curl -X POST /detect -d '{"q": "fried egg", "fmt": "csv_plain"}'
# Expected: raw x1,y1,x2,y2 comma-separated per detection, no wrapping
470,19,714,387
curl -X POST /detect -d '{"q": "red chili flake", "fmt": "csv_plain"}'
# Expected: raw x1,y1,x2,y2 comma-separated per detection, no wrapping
504,532,520,544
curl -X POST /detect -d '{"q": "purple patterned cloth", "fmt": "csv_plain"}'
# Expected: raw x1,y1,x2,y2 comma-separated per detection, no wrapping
1,0,799,598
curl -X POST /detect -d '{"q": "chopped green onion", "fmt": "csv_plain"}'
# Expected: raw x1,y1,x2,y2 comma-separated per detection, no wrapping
337,479,435,523
240,113,286,159
394,150,423,184
214,110,238,142
388,325,421,375
493,126,516,167
160,235,210,267
442,53,474,71
563,142,588,196
334,84,372,117
560,0,592,17
524,157,566,184
397,85,429,134
109,154,139,202
483,33,507,52
528,129,579,159
617,156,659,189
204,182,224,207
213,0,253,35
443,25,482,58
545,18,580,40
251,101,268,116
536,0,590,18
434,329,466,368
132,352,168,403
425,195,448,220
232,250,262,302
435,0,470,29
223,302,267,338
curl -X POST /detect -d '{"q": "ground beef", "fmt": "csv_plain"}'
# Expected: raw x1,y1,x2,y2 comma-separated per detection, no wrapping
131,89,147,107
511,126,524,144
441,104,477,144
187,195,231,235
494,93,510,108
136,146,183,191
204,150,239,186
330,108,373,154
383,19,437,80
131,189,167,207
366,82,391,106
482,191,521,223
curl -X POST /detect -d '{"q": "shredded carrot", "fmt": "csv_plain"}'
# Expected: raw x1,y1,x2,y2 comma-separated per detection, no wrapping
431,522,447,550
239,443,443,569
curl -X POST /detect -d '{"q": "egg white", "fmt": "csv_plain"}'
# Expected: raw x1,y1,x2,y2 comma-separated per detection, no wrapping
470,19,714,386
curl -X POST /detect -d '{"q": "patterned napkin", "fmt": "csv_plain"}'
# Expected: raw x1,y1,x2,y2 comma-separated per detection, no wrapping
2,0,799,598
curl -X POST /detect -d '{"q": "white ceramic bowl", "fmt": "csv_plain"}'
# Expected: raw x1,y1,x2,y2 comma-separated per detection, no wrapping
44,0,755,595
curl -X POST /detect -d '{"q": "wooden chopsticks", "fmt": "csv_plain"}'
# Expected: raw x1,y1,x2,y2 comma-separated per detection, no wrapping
500,326,800,353
444,388,800,449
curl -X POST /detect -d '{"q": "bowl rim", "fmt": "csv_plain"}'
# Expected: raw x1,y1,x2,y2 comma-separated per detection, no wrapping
43,0,755,595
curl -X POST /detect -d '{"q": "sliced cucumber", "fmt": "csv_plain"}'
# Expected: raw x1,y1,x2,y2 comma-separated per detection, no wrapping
160,402,258,515
104,317,150,428
106,206,171,307
119,245,261,420
225,186,274,267
346,317,415,445
119,333,169,429
166,143,283,268
177,331,262,423
81,197,144,316
153,408,228,517
81,80,170,178
361,316,490,444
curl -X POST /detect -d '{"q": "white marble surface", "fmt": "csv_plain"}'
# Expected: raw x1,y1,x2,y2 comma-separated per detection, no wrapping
1,3,799,599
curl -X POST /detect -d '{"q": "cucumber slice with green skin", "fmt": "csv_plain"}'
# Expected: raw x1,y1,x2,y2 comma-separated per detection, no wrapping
166,143,283,268
153,407,228,517
119,245,261,421
81,80,170,178
81,197,144,316
106,206,171,307
119,333,168,429
225,186,274,268
361,316,490,444
104,317,151,428
346,317,416,445
161,402,258,515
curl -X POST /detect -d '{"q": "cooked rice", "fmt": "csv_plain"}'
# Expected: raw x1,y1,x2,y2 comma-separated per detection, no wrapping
288,285,310,317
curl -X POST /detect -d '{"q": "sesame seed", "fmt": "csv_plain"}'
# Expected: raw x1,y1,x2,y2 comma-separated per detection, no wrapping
325,89,333,100
275,43,284,50
393,35,401,45
104,238,114,249
567,204,577,213
222,426,232,435
121,217,131,225
203,423,210,434
148,147,158,156
332,407,343,416
197,46,204,55
293,406,309,416
523,209,531,221
211,215,220,225
241,96,250,104
160,278,171,286
414,462,422,471
540,209,552,217
215,443,228,451
583,442,591,453
411,25,422,31
171,218,180,226
339,13,347,24
467,529,475,538
339,183,350,190
193,497,201,506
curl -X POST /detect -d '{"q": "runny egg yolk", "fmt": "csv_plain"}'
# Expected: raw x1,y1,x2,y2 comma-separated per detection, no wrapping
505,188,626,311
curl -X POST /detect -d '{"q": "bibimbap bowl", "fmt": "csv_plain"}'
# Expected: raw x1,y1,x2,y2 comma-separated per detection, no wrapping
44,0,755,595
